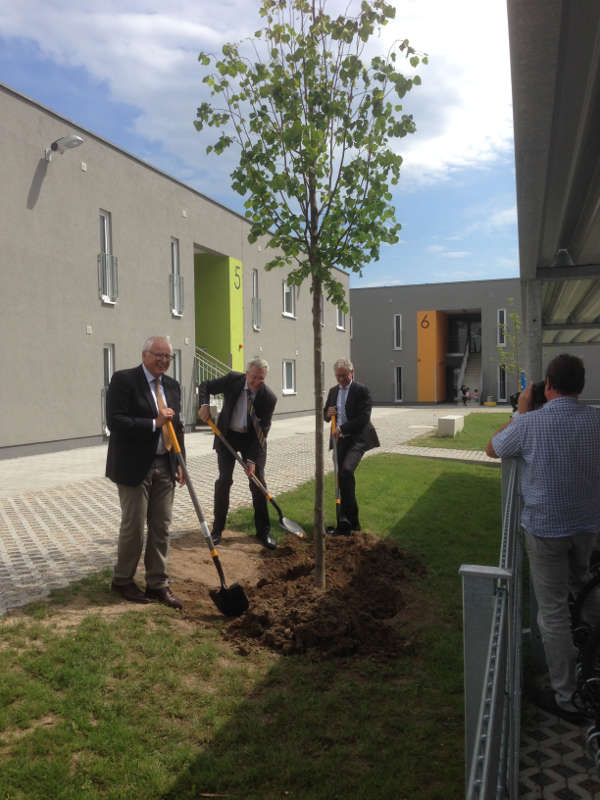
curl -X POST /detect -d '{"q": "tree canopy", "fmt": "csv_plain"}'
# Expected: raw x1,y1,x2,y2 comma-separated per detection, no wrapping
195,0,426,308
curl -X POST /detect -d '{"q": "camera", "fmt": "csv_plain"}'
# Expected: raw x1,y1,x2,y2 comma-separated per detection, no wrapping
510,380,546,412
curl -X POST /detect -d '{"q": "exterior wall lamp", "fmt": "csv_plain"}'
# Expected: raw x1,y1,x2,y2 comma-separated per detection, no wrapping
44,134,85,162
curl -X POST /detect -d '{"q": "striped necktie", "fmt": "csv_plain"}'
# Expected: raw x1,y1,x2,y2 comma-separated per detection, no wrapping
247,389,265,449
154,378,172,451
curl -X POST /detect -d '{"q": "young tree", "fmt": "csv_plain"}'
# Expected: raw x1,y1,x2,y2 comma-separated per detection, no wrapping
195,0,425,588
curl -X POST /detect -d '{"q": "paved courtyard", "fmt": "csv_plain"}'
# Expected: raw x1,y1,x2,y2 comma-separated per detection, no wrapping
0,405,497,614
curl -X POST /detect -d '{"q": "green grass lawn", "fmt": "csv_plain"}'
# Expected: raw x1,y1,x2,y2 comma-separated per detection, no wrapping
407,411,511,451
0,454,503,800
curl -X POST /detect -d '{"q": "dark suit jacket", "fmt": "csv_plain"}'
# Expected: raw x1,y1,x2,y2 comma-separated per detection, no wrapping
323,380,380,451
198,371,277,464
105,365,184,487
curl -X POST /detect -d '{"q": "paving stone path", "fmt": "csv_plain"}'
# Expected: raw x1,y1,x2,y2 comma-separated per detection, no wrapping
0,407,498,615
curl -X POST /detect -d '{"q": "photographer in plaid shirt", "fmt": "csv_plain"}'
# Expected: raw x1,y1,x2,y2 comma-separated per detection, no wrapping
486,354,600,724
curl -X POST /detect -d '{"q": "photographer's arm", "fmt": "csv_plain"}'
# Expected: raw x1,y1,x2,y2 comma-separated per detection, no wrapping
485,383,534,457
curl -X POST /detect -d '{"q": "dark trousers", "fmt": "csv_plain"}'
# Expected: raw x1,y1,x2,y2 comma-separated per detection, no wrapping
213,432,270,536
336,437,365,527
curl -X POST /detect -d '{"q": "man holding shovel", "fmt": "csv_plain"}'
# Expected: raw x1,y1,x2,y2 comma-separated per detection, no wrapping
324,358,379,534
106,336,185,608
198,357,277,549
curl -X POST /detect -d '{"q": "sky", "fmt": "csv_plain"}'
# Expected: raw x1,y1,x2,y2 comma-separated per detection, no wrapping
0,0,518,288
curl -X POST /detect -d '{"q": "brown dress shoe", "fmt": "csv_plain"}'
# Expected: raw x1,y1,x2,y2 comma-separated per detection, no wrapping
111,581,149,604
145,586,183,610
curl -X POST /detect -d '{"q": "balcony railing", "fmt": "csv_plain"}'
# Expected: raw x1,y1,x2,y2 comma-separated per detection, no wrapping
98,253,118,304
252,296,262,330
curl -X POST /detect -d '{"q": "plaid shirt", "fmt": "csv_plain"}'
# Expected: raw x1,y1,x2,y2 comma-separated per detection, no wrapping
492,397,600,537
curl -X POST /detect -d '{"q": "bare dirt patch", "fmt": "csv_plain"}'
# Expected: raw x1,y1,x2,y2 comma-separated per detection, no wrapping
175,530,426,659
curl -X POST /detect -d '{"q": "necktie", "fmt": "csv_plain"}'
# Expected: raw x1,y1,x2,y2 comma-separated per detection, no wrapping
154,378,172,451
247,389,265,449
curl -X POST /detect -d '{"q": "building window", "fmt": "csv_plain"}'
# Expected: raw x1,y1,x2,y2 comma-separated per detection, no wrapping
498,365,507,401
394,366,403,402
170,238,184,317
393,313,403,349
336,306,345,330
102,344,115,435
98,210,118,304
282,359,296,394
252,269,261,331
170,348,182,383
497,308,506,346
282,281,295,318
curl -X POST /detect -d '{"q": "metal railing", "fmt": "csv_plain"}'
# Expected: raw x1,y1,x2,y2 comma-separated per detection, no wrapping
170,272,184,316
98,253,118,303
252,296,262,330
456,340,470,401
185,347,230,428
460,459,522,799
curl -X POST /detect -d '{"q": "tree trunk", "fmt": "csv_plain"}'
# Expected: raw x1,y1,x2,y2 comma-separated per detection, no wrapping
312,272,326,589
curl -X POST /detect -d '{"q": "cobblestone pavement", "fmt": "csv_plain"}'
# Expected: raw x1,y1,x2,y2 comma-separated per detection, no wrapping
0,405,499,614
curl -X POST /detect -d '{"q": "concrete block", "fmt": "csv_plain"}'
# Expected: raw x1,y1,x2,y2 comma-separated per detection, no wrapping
438,415,464,437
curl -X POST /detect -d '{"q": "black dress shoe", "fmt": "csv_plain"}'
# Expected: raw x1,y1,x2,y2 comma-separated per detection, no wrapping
256,531,276,550
111,581,149,604
145,586,183,610
211,530,222,545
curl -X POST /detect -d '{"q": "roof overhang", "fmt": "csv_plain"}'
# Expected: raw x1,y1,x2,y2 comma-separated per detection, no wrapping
507,0,600,345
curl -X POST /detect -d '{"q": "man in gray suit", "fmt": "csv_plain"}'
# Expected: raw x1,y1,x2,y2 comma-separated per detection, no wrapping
324,358,379,533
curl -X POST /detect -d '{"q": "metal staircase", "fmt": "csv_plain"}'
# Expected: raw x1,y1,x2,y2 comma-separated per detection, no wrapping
185,348,230,428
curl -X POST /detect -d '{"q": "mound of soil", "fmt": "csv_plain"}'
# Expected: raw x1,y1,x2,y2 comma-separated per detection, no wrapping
217,532,426,659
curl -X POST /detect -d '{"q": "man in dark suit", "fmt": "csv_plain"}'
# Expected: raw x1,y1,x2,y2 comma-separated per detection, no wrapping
324,358,379,533
198,357,277,549
106,336,185,608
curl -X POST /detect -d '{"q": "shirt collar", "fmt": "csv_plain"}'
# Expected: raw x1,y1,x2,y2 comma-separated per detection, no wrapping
142,364,159,386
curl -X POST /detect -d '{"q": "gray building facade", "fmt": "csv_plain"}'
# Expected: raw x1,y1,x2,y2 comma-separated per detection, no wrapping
0,83,350,456
350,279,523,405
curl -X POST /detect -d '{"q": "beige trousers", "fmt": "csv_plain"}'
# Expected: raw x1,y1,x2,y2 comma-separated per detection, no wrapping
113,456,175,590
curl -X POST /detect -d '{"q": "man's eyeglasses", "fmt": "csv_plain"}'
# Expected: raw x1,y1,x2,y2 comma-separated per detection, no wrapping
149,352,174,361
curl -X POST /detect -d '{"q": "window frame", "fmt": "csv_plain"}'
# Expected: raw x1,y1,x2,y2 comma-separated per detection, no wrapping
497,307,507,347
282,281,296,318
394,366,403,402
170,237,184,318
252,269,262,331
336,306,345,330
497,365,507,401
98,210,118,305
393,313,403,350
282,359,296,394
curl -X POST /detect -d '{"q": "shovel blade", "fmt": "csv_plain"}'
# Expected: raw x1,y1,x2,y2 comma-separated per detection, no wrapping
279,516,306,538
209,583,249,617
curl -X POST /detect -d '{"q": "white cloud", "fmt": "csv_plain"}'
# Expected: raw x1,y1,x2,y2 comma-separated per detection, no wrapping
1,0,514,199
487,207,517,230
444,251,471,259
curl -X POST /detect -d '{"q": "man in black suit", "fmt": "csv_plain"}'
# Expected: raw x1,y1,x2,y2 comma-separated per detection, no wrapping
198,357,277,549
324,358,379,533
106,336,185,608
